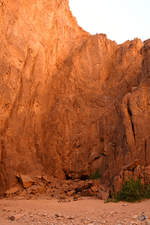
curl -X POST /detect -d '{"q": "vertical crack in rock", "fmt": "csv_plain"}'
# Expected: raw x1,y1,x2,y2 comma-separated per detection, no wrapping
127,101,136,142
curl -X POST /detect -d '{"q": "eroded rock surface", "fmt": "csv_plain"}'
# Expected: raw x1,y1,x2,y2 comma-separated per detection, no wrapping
0,0,150,196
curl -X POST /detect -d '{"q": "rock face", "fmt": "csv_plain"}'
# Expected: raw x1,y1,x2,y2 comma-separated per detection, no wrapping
0,0,150,195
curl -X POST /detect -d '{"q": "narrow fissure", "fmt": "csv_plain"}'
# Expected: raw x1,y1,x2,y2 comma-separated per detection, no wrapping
127,102,136,142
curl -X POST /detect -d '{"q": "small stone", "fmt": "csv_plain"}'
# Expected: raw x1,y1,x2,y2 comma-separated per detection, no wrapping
138,212,147,221
67,216,74,220
8,216,15,221
73,196,78,201
110,211,118,215
55,213,60,218
122,203,128,206
132,215,138,219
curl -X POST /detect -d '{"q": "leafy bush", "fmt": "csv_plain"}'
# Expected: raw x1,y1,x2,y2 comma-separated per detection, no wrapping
89,169,101,180
115,178,150,202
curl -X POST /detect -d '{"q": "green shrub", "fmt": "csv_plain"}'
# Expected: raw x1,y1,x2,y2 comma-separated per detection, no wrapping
115,178,150,202
145,184,150,198
89,169,101,180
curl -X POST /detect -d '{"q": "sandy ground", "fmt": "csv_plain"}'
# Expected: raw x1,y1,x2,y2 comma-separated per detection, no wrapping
0,198,150,225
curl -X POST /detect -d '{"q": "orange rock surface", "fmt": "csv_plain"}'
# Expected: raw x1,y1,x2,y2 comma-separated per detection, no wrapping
0,0,150,195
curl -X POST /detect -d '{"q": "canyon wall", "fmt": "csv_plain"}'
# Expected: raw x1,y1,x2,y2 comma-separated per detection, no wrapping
0,0,150,195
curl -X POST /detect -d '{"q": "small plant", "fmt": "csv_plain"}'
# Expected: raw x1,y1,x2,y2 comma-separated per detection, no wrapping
89,169,101,180
115,178,150,202
145,184,150,198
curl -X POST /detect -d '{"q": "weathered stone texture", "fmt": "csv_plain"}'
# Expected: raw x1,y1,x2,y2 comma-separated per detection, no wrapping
0,0,150,195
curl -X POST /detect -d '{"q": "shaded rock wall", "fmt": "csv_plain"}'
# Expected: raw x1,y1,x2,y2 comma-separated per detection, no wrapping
0,0,150,194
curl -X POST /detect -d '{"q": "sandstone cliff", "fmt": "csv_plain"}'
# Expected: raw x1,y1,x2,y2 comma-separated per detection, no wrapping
0,0,150,196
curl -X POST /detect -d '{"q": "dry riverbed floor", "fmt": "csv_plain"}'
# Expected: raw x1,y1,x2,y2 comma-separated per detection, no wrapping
0,198,150,225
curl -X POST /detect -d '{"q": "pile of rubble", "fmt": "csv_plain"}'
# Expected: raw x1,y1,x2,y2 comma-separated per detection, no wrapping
4,174,109,201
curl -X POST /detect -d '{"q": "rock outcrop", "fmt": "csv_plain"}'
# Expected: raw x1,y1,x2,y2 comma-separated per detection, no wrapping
0,0,150,196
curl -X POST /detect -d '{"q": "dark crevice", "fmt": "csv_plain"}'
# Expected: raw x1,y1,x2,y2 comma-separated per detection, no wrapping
100,137,104,142
93,156,101,161
63,168,90,181
90,155,103,166
16,176,24,186
63,170,73,180
65,175,73,180
100,153,107,157
127,101,136,141
80,175,89,180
